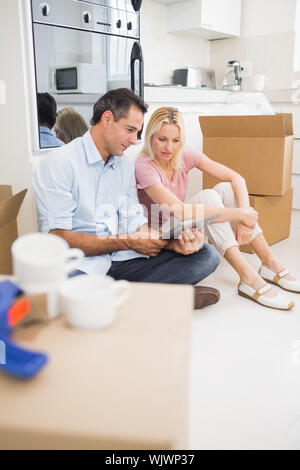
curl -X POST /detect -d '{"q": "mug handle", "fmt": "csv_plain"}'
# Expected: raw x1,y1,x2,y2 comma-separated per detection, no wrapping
63,248,85,273
112,280,131,308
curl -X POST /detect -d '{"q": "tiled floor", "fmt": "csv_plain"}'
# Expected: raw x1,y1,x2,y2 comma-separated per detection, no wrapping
189,211,300,450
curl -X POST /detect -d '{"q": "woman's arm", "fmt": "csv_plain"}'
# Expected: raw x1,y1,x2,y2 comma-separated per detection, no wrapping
197,153,250,208
197,153,256,244
144,183,257,227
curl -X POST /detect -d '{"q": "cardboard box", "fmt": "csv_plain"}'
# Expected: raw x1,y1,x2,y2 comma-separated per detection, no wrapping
200,113,294,196
239,188,293,254
0,283,193,449
0,186,27,274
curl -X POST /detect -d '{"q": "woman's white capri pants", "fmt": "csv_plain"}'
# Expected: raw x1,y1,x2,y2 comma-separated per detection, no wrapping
189,182,262,256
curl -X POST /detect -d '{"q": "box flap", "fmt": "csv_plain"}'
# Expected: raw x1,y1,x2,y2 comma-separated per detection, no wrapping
0,185,13,201
0,189,27,228
282,113,293,136
199,114,288,137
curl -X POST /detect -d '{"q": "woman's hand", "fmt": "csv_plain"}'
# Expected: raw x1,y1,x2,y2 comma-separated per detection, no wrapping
235,222,253,245
167,228,204,255
238,208,258,229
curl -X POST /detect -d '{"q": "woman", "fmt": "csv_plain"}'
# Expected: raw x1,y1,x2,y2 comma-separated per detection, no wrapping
54,107,89,144
135,107,300,310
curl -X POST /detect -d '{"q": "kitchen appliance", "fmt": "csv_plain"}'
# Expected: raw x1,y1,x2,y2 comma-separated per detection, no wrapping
31,0,143,148
173,67,216,89
49,63,107,94
223,60,243,91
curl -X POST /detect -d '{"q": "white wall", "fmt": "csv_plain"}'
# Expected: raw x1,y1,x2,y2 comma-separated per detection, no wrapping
0,0,37,235
141,0,210,84
293,0,300,71
241,0,297,37
211,0,297,90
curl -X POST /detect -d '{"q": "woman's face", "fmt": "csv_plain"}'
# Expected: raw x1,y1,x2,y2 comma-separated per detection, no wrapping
151,123,181,163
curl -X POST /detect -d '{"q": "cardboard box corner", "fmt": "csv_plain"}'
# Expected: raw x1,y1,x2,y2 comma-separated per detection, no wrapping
0,186,28,274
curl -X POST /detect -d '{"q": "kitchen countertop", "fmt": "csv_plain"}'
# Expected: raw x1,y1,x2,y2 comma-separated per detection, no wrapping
52,86,288,106
264,89,300,103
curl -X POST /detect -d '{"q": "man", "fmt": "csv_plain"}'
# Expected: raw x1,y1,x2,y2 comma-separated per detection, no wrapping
37,92,64,148
33,88,220,308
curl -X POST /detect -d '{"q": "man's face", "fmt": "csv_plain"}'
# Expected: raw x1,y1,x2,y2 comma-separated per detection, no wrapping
106,105,144,156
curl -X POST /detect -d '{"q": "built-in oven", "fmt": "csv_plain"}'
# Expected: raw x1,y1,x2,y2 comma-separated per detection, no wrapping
31,0,143,149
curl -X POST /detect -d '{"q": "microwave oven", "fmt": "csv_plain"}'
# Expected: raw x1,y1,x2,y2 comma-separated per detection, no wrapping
49,63,107,94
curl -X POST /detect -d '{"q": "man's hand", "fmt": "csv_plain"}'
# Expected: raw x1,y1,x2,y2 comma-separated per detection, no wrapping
235,222,253,245
167,228,204,255
128,227,168,257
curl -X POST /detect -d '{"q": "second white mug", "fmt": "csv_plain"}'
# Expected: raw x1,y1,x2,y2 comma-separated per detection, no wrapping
59,275,131,330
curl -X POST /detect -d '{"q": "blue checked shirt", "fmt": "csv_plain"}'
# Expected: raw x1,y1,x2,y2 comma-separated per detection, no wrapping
33,130,148,275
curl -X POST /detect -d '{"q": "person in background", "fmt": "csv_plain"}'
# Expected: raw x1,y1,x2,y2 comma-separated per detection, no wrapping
37,92,64,148
33,88,220,310
135,106,300,311
54,107,89,144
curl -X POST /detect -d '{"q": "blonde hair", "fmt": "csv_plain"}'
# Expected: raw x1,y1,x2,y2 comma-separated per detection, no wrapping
54,107,89,143
141,107,185,171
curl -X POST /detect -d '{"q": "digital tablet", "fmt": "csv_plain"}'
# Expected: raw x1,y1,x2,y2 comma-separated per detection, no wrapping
160,213,220,240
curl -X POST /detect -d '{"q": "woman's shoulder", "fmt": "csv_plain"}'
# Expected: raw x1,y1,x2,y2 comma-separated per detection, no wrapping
182,146,202,159
182,147,203,169
135,154,160,172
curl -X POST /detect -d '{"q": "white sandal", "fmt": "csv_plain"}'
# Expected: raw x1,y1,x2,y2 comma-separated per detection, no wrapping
238,282,295,310
259,266,300,293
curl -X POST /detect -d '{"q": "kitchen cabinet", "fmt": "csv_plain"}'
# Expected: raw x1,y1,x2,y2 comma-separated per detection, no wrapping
167,0,241,39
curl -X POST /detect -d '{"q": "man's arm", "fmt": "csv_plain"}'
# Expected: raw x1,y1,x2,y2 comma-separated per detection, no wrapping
50,226,168,258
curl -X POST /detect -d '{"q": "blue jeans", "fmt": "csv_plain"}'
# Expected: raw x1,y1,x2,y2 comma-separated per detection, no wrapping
70,243,220,285
107,244,219,285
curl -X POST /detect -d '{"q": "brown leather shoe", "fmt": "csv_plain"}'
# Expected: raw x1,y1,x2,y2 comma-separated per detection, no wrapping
194,286,220,309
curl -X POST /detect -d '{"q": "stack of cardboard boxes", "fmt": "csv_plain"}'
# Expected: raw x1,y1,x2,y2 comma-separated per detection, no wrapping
199,114,294,253
0,186,27,274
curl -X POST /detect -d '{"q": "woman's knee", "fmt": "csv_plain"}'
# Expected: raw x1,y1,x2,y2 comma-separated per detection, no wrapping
213,182,235,201
200,189,224,207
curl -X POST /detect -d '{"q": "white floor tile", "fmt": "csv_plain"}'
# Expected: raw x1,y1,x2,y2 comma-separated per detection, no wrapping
189,211,300,450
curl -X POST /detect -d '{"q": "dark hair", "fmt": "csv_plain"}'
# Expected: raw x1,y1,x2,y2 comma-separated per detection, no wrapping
90,88,148,126
37,92,57,129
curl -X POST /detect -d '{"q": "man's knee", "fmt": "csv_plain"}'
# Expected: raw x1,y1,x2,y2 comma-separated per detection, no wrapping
186,243,220,284
201,243,220,274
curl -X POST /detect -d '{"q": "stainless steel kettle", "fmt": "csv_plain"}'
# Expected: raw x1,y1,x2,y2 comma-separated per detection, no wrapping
223,60,243,91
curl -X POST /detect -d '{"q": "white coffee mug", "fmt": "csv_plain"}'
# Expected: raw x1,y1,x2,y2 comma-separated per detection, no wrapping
59,275,131,330
12,233,84,317
242,75,269,92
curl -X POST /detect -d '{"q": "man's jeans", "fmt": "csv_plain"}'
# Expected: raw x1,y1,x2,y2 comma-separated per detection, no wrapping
70,243,220,286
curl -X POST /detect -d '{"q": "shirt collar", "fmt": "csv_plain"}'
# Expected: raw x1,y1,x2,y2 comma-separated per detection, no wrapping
82,130,117,169
40,126,53,135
